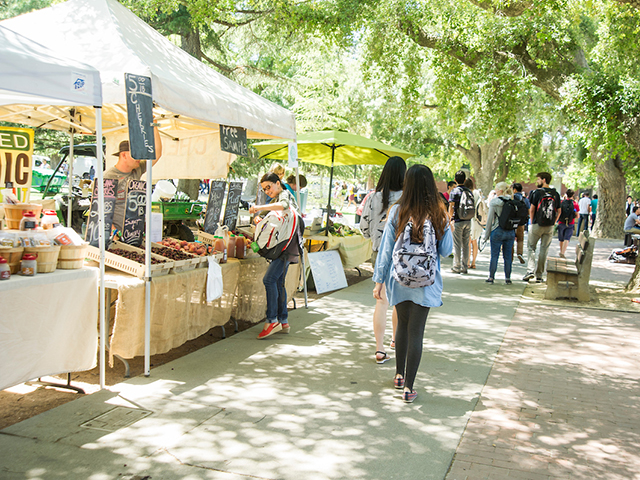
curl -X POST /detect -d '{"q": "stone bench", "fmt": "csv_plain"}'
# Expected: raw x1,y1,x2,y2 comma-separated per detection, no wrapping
545,230,594,302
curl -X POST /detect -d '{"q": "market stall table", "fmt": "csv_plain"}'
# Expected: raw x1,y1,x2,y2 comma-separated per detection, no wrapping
103,256,302,363
0,267,99,391
303,232,372,270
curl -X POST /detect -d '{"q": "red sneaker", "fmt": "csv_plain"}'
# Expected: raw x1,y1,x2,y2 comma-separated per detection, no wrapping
257,322,282,339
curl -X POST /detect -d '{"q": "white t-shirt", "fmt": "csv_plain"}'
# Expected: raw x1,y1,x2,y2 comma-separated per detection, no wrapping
578,196,591,214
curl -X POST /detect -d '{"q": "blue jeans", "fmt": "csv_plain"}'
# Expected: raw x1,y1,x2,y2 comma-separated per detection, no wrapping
263,256,291,324
577,214,589,234
489,227,515,280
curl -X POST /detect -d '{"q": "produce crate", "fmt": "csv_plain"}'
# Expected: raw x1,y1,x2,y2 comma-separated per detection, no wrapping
150,242,200,273
86,242,173,278
151,201,205,221
192,230,216,246
159,237,219,268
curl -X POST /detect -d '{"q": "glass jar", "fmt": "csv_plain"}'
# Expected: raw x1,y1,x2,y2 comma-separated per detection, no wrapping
20,211,38,231
0,257,10,280
21,254,37,276
41,210,60,230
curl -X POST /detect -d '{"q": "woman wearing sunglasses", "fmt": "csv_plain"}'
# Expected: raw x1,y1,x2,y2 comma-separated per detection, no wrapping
249,172,301,339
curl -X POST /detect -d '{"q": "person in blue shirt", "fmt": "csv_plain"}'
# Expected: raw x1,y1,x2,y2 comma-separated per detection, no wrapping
590,194,598,230
373,164,453,403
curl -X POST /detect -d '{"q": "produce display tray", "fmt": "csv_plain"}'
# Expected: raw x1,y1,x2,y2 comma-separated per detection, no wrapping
151,242,200,273
87,242,173,278
159,237,220,268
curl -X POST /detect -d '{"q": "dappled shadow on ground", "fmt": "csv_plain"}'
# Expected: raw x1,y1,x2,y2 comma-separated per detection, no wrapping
447,304,640,480
0,267,522,480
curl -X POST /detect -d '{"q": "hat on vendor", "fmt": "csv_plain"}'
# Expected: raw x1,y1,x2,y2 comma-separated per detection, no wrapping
112,140,130,156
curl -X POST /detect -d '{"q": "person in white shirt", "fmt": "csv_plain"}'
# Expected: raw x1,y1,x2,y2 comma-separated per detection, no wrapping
577,192,591,235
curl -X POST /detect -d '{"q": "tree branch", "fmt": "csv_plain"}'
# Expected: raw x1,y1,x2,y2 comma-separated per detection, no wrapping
615,0,640,10
467,1,533,17
398,16,482,68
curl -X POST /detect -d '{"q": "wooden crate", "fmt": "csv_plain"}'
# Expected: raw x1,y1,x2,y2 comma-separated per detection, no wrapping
87,242,173,278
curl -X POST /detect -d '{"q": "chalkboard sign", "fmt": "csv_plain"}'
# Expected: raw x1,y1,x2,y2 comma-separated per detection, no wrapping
85,178,118,248
203,180,226,234
220,125,248,157
125,73,155,160
121,179,146,247
307,250,348,294
222,181,243,231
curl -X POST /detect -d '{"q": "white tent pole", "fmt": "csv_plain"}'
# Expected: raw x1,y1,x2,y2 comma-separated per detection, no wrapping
144,144,153,377
67,130,74,228
95,107,106,390
294,162,308,309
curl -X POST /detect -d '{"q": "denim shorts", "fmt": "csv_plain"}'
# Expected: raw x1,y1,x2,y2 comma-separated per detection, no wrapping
557,223,574,242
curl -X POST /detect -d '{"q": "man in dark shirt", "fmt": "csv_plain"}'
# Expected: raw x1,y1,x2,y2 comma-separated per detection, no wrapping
523,172,561,283
103,127,163,232
448,170,470,274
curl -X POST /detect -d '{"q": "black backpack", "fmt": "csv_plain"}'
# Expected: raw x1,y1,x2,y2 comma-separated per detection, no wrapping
498,198,526,230
457,187,475,221
560,199,576,224
535,189,557,226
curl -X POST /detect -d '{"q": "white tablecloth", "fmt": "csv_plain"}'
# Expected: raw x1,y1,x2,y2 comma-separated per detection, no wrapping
0,268,99,391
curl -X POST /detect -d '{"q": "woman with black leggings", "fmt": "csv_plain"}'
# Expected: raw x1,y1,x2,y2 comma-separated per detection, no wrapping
372,165,452,403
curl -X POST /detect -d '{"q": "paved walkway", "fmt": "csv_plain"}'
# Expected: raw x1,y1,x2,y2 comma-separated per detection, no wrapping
1,236,638,480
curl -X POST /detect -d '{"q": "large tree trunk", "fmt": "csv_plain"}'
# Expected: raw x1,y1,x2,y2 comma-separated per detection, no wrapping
177,25,203,200
456,138,514,195
591,152,626,239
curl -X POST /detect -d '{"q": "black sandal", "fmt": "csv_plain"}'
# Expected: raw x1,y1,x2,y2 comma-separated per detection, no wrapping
375,351,391,364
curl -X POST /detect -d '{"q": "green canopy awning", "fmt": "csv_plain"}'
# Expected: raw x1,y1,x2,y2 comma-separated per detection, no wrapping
252,130,414,167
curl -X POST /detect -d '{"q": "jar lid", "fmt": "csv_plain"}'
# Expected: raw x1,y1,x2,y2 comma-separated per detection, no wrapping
43,210,57,215
22,254,37,260
0,257,7,264
23,211,36,217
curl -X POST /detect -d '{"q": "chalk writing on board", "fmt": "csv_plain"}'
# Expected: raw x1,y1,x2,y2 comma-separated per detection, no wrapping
222,181,243,231
125,73,155,160
220,125,248,157
203,180,226,234
85,178,117,248
121,179,146,247
307,250,348,294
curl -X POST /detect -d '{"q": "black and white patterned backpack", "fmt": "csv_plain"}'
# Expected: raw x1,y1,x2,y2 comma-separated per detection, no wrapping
392,219,438,288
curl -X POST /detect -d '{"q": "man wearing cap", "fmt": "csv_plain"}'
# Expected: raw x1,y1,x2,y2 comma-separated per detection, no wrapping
103,127,163,233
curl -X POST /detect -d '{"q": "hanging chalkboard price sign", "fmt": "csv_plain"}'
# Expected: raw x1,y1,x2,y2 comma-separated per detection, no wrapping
85,178,118,248
222,181,243,231
220,125,248,157
125,73,155,160
203,180,227,234
120,179,146,247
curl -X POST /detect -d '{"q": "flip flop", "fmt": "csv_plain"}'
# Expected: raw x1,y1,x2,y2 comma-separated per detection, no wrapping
375,351,391,364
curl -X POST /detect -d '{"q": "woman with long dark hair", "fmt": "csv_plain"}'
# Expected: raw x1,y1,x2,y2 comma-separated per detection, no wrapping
372,164,452,403
360,156,407,363
249,172,301,339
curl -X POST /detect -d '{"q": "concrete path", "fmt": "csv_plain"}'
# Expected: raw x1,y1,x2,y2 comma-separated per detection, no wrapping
1,235,638,480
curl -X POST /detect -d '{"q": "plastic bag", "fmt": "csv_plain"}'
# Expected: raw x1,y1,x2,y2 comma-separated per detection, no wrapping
206,256,223,302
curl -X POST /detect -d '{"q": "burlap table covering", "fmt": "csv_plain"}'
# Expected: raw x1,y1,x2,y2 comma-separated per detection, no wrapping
107,259,240,362
231,256,302,323
303,233,372,270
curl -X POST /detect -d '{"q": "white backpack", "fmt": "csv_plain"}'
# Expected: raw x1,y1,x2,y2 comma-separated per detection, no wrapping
392,219,438,288
253,206,302,260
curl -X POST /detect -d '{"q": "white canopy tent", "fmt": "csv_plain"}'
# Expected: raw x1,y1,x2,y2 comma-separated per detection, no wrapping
1,0,297,382
0,0,296,179
0,24,108,391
